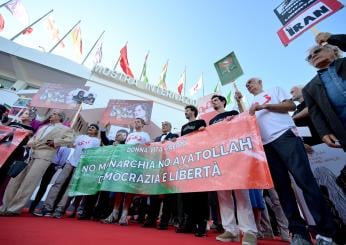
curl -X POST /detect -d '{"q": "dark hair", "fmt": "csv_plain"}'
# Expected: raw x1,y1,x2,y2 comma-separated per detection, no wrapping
57,112,66,122
135,117,145,125
185,105,198,117
89,123,99,131
117,129,129,136
211,94,227,108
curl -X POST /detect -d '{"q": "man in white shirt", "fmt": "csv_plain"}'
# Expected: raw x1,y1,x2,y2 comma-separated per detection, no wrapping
125,118,151,145
236,78,335,245
33,124,100,218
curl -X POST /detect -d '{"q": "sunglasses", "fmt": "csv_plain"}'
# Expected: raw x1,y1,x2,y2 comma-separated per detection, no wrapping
88,126,97,130
306,47,323,61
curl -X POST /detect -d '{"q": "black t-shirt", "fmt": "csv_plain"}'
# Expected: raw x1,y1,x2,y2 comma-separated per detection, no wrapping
181,119,206,136
292,102,322,146
209,110,239,125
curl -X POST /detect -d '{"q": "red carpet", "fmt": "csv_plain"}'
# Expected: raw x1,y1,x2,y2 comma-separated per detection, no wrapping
0,212,289,245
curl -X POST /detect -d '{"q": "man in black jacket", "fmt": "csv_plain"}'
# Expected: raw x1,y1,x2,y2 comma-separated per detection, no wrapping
153,121,179,143
303,33,346,152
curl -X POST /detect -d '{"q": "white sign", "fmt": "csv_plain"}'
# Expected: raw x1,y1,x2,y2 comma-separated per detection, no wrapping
92,65,196,106
276,0,344,46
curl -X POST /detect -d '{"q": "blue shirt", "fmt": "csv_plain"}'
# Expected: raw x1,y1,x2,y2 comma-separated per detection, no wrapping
51,147,72,167
319,63,346,124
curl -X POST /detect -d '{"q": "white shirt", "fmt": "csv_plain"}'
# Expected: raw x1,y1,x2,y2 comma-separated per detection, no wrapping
68,135,100,167
39,123,59,139
252,87,296,145
125,131,151,145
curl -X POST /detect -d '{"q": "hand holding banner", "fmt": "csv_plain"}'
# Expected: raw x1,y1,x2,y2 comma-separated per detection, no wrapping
69,114,273,196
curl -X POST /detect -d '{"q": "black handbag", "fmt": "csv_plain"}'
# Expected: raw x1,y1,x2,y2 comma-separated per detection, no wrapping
7,161,28,178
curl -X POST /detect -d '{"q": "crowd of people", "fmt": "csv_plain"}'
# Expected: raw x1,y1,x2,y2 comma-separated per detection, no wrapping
0,32,345,245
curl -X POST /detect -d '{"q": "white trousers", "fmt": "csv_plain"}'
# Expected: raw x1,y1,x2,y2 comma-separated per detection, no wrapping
217,189,257,234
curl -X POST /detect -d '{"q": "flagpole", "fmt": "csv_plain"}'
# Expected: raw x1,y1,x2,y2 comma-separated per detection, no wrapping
202,73,205,96
81,30,105,64
139,50,149,81
10,9,54,41
113,41,127,71
0,0,12,8
49,20,81,53
183,65,186,96
70,103,82,129
233,82,246,112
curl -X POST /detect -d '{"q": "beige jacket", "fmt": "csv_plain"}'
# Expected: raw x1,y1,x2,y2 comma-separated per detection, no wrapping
27,123,74,161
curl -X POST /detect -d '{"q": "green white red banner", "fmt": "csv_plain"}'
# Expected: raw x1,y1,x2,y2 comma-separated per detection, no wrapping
69,114,273,196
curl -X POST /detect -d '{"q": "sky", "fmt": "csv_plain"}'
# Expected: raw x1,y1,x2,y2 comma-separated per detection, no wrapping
1,0,346,105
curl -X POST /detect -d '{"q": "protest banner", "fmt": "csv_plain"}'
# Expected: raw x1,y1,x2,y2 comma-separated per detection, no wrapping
308,144,346,223
276,0,344,46
69,113,273,196
214,52,243,86
0,125,30,167
30,83,90,110
101,100,153,125
293,143,346,226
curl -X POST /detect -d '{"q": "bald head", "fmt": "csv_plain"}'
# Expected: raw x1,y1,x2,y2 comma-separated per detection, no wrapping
246,77,263,95
290,86,304,102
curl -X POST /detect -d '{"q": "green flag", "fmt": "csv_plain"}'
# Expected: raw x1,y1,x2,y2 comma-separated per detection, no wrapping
214,52,243,86
213,82,220,93
226,89,233,105
142,61,149,83
158,61,168,89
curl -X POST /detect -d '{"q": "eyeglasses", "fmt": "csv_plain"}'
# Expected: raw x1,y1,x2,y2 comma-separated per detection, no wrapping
88,126,97,130
306,47,323,61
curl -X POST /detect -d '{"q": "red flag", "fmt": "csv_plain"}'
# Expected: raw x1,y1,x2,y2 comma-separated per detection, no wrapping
119,45,134,78
0,14,4,32
177,70,186,95
22,27,33,34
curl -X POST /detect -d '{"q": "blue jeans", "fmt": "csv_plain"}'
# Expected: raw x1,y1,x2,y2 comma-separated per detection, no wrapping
263,129,335,238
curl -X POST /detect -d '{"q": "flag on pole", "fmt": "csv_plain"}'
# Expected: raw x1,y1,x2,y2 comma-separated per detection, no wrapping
5,0,29,25
213,82,220,93
142,53,149,83
44,15,65,48
119,45,134,78
190,75,203,96
226,88,233,105
177,70,186,95
93,42,103,65
5,0,32,34
71,25,83,57
0,14,4,32
158,61,168,89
